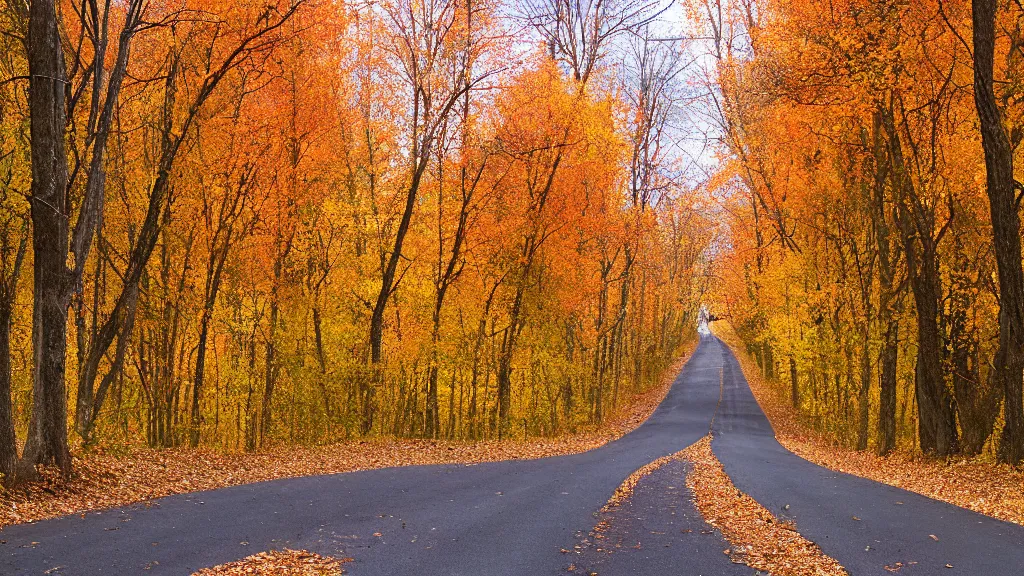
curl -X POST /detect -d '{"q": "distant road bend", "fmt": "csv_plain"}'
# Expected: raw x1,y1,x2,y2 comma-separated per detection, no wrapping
2,335,1022,575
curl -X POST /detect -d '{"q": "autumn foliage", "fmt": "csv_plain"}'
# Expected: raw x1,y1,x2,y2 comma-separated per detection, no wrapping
0,0,712,480
699,0,1024,463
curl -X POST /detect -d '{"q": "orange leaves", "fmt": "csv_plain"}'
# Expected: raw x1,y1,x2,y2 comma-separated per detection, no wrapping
192,549,351,575
682,436,849,576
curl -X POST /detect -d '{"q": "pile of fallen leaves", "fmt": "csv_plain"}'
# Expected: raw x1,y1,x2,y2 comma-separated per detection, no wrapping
0,343,695,530
192,549,350,575
716,324,1024,527
681,436,849,576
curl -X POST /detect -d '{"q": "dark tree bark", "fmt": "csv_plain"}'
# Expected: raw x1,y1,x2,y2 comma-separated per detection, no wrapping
948,266,1000,454
867,109,900,456
902,227,958,456
881,104,958,457
856,329,871,451
20,0,72,476
0,221,27,483
972,0,1024,465
262,227,294,447
789,356,799,409
877,320,898,455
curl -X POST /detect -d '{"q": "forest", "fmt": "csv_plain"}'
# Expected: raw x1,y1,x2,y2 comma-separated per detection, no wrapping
2,0,1024,490
0,0,716,483
4,1,1024,574
709,0,1024,464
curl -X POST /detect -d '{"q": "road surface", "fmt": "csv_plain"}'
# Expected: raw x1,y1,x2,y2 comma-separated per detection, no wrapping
2,335,1022,575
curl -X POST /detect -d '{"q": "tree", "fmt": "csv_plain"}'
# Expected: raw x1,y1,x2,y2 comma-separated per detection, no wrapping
972,0,1024,465
22,0,74,475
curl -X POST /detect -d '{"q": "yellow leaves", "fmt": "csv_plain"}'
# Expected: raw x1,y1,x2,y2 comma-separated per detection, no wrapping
192,549,351,576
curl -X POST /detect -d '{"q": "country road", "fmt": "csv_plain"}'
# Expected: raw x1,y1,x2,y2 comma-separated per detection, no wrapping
2,336,1022,575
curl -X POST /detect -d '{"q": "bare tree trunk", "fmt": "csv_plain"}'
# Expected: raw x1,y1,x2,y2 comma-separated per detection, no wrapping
0,214,26,483
949,290,1000,455
877,320,898,455
856,330,871,451
21,0,72,476
972,0,1024,465
496,287,524,438
262,270,284,447
0,302,16,482
191,313,213,447
903,231,958,456
789,356,799,409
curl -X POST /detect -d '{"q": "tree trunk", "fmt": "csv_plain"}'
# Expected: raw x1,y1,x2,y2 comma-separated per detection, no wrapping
972,0,1024,465
789,356,799,409
902,214,958,457
950,313,999,455
191,312,212,447
877,320,898,455
0,302,17,482
262,299,279,447
856,333,871,451
0,224,26,483
496,283,526,437
21,0,72,476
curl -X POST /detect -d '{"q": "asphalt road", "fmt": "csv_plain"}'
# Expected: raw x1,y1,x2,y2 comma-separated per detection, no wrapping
711,337,1024,575
0,337,728,575
568,458,760,576
1,335,1022,575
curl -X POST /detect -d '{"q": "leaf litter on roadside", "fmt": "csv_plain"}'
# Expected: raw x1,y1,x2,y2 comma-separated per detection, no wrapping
681,436,849,576
723,328,1024,528
0,346,695,530
579,433,847,576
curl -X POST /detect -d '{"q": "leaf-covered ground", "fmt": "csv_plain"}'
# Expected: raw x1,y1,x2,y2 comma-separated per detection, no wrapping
0,346,692,530
682,436,848,576
722,328,1024,527
191,549,351,575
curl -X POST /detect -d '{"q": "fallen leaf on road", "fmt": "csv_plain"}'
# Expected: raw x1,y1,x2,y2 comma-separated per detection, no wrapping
682,436,849,576
192,549,349,575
